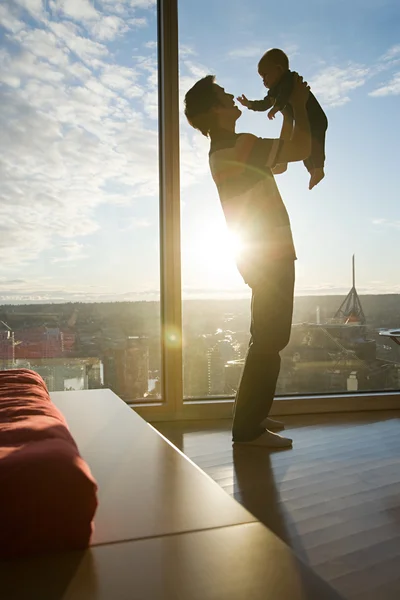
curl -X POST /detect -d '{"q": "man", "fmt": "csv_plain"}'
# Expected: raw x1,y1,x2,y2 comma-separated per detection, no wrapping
184,73,311,448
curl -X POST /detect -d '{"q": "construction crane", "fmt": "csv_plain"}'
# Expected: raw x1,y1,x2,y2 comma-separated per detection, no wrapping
334,255,366,325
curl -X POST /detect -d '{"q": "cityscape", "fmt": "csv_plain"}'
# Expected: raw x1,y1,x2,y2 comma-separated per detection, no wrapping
1,268,400,402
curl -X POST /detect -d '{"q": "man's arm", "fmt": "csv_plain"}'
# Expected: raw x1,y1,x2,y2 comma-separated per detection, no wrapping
272,109,293,174
278,108,294,142
275,74,311,164
273,71,294,111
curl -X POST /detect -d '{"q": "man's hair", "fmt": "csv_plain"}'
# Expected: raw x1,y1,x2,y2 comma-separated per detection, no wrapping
184,75,220,137
258,48,289,73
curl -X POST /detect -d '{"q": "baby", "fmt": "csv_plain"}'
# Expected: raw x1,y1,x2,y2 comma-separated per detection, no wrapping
237,48,328,190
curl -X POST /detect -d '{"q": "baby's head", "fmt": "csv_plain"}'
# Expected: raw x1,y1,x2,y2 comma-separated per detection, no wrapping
258,48,289,89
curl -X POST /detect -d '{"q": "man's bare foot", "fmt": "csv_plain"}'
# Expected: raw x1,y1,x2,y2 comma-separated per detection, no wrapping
309,167,325,190
272,163,287,175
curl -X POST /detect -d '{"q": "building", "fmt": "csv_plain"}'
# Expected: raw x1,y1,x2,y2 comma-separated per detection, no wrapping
86,360,103,389
207,344,225,395
183,335,209,398
224,358,244,394
207,338,238,396
0,321,14,367
103,337,149,401
278,257,400,394
12,326,70,360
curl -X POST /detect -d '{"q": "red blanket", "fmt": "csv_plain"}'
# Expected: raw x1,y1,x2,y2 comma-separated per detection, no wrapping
0,369,98,559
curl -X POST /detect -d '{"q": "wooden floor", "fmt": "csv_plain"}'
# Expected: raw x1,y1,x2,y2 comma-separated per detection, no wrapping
155,411,400,600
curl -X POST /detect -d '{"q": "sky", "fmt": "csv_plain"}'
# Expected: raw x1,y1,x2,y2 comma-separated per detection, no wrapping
0,0,399,304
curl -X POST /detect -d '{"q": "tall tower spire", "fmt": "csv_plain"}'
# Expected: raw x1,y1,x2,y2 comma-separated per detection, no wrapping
334,255,366,325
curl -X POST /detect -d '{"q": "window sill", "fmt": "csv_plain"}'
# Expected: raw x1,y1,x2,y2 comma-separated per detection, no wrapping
133,391,400,422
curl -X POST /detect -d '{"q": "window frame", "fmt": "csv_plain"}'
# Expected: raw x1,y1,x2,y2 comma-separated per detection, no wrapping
135,0,400,422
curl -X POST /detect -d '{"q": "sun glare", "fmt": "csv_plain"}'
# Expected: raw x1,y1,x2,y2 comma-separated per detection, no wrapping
184,222,245,290
190,224,243,263
226,230,244,259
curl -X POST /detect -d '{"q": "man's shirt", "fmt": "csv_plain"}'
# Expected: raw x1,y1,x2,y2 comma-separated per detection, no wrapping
209,131,296,287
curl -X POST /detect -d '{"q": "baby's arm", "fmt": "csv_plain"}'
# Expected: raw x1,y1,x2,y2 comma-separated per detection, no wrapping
236,95,273,112
267,104,280,120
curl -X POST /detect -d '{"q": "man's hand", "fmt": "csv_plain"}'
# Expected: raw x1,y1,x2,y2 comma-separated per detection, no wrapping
237,94,252,108
272,163,288,175
289,73,310,108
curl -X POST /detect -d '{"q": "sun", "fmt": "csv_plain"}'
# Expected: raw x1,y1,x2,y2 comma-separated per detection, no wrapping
183,222,245,290
226,230,244,259
189,224,243,263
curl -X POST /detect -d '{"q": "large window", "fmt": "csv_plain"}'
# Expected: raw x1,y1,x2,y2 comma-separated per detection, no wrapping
179,0,400,399
0,0,161,402
1,1,399,411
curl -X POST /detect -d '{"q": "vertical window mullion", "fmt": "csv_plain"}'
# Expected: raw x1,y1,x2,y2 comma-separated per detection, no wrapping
158,0,183,413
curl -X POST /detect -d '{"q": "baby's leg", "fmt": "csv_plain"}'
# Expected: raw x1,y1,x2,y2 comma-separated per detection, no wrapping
305,130,326,190
309,167,325,190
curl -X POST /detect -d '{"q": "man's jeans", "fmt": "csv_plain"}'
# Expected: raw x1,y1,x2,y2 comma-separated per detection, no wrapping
232,260,295,442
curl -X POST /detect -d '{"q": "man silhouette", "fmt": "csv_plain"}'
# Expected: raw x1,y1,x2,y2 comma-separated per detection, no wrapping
184,73,311,447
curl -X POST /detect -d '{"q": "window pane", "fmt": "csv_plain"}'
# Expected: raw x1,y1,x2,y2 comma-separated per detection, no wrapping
0,0,161,402
179,0,400,399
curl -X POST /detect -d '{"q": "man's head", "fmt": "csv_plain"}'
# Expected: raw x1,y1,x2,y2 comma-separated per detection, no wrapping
258,48,289,89
184,75,241,137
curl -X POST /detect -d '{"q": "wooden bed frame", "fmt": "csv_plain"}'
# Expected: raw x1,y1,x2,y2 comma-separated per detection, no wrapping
0,389,343,599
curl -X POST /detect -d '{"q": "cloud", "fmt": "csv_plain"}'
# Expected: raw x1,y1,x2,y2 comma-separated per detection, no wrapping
295,283,400,295
0,273,399,304
47,0,151,41
369,72,400,97
14,0,44,20
47,20,109,65
50,0,99,21
0,4,25,33
122,0,156,8
382,44,400,62
179,44,195,58
311,64,369,107
129,17,147,28
100,63,142,97
90,15,129,40
371,218,400,229
181,60,209,81
227,42,297,61
228,45,265,59
51,242,89,263
121,218,152,231
0,0,159,272
0,278,162,304
284,44,300,60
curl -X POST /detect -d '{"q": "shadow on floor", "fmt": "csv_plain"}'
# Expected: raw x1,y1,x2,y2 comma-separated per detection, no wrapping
0,549,95,600
232,445,308,561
